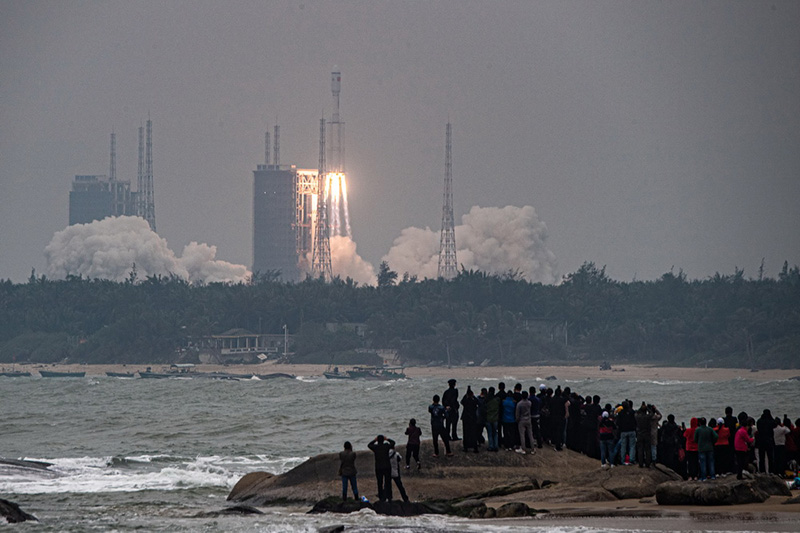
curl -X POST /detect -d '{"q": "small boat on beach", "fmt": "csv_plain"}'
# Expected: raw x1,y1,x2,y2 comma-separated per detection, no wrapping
39,370,86,378
0,370,31,377
106,371,136,378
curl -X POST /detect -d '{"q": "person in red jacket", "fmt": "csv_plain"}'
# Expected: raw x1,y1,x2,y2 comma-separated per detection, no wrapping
714,417,732,475
684,417,699,480
735,417,755,480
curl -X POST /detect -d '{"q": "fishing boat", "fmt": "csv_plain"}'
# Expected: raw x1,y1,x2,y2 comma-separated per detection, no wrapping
0,370,31,377
323,365,406,380
323,366,351,379
39,370,86,378
106,371,136,378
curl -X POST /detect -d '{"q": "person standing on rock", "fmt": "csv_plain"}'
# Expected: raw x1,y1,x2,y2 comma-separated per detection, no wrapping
501,390,517,451
694,417,718,481
598,411,615,468
404,418,422,470
635,402,653,468
460,386,480,453
684,417,699,480
368,435,395,502
428,395,452,457
388,443,410,503
549,387,569,452
734,417,755,479
442,379,460,441
615,401,637,464
756,409,777,473
515,390,535,455
485,387,500,452
338,441,359,502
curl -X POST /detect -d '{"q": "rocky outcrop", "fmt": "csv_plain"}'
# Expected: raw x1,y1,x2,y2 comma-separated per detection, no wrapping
576,464,682,499
0,498,37,523
486,463,682,505
227,471,275,502
228,440,599,505
654,474,788,506
494,501,533,517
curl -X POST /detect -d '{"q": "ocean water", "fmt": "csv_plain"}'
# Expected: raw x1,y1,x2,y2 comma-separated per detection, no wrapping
1,372,798,531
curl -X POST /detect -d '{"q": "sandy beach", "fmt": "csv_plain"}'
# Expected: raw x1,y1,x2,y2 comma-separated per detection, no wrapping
12,361,800,382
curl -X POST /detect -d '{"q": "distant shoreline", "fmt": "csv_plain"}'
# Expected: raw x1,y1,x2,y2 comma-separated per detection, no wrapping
6,362,799,382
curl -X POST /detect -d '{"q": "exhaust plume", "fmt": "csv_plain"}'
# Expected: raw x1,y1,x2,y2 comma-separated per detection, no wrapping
44,216,250,284
383,205,557,283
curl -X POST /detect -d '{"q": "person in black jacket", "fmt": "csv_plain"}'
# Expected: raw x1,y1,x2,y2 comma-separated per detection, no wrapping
756,409,777,473
442,379,460,441
368,435,395,502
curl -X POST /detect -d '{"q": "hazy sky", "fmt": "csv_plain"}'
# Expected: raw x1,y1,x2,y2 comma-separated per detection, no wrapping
2,1,798,283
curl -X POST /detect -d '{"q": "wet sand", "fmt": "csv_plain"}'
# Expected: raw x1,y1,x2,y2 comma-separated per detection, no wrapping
13,361,800,382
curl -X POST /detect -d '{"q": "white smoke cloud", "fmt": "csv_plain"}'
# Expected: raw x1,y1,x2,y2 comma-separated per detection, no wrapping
44,216,250,284
383,205,557,283
330,235,376,286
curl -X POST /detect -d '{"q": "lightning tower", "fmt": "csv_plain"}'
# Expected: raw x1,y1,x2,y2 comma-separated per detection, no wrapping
137,119,156,231
311,116,333,279
438,122,457,279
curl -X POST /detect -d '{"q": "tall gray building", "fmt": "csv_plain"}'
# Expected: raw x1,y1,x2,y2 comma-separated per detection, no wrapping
252,164,299,281
69,175,136,226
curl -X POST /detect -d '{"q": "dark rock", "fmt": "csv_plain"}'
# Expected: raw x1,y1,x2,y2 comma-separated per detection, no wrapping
783,494,800,505
468,504,488,518
483,506,496,518
318,526,346,533
0,498,38,523
655,478,770,506
197,505,264,518
309,497,371,514
227,471,275,501
371,501,446,517
465,479,538,499
751,473,792,497
512,485,616,503
495,501,531,518
563,463,681,500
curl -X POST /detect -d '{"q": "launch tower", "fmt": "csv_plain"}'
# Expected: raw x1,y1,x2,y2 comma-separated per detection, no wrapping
438,122,457,279
137,119,156,231
311,117,333,279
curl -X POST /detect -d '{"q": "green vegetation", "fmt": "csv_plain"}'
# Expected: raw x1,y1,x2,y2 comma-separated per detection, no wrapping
1,261,798,368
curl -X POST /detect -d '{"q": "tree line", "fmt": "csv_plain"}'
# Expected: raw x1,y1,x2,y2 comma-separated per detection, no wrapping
0,261,798,369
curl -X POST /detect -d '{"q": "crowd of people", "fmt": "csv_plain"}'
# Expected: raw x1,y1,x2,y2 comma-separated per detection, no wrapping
338,378,800,502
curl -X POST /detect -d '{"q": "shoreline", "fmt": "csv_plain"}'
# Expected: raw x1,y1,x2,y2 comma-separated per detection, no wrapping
6,362,800,382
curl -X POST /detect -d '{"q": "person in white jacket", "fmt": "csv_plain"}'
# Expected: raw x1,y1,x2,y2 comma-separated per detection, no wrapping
388,443,410,503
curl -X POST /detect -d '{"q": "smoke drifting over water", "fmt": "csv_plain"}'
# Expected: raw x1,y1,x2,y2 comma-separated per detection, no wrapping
44,216,250,284
383,205,558,283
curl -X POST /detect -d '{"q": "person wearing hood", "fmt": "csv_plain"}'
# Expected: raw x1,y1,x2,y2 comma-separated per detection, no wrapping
659,414,682,473
598,410,615,467
756,409,777,473
684,417,700,480
460,386,480,453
